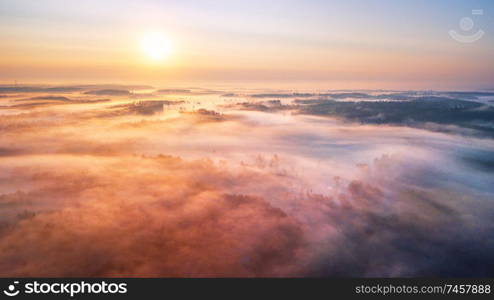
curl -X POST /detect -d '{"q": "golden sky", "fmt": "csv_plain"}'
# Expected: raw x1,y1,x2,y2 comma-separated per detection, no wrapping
1,0,493,89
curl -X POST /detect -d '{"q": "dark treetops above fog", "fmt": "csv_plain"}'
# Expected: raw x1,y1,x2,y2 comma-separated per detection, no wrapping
0,84,153,94
233,91,494,138
3,85,494,137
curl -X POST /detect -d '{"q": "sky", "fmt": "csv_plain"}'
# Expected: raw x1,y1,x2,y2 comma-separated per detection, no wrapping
1,0,493,89
1,3,494,277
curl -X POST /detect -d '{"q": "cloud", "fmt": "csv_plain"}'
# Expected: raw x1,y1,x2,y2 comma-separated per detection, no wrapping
10,102,68,108
249,92,402,100
180,109,228,122
251,93,315,98
0,156,306,277
221,93,239,97
0,88,493,277
109,100,185,116
156,89,192,95
84,89,131,96
0,152,493,277
443,91,494,99
0,147,24,157
20,96,71,102
0,96,110,110
0,85,153,95
0,86,83,94
226,100,288,113
232,93,494,137
156,88,222,96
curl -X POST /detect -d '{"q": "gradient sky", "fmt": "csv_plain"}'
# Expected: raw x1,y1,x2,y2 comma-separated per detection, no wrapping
1,0,493,89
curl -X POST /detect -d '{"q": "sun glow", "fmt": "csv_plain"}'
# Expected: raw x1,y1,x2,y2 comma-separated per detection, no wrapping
141,32,172,61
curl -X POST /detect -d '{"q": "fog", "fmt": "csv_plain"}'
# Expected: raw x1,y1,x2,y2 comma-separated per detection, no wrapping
1,86,493,277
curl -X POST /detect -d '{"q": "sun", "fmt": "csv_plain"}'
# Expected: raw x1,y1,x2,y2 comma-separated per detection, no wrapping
141,32,172,61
